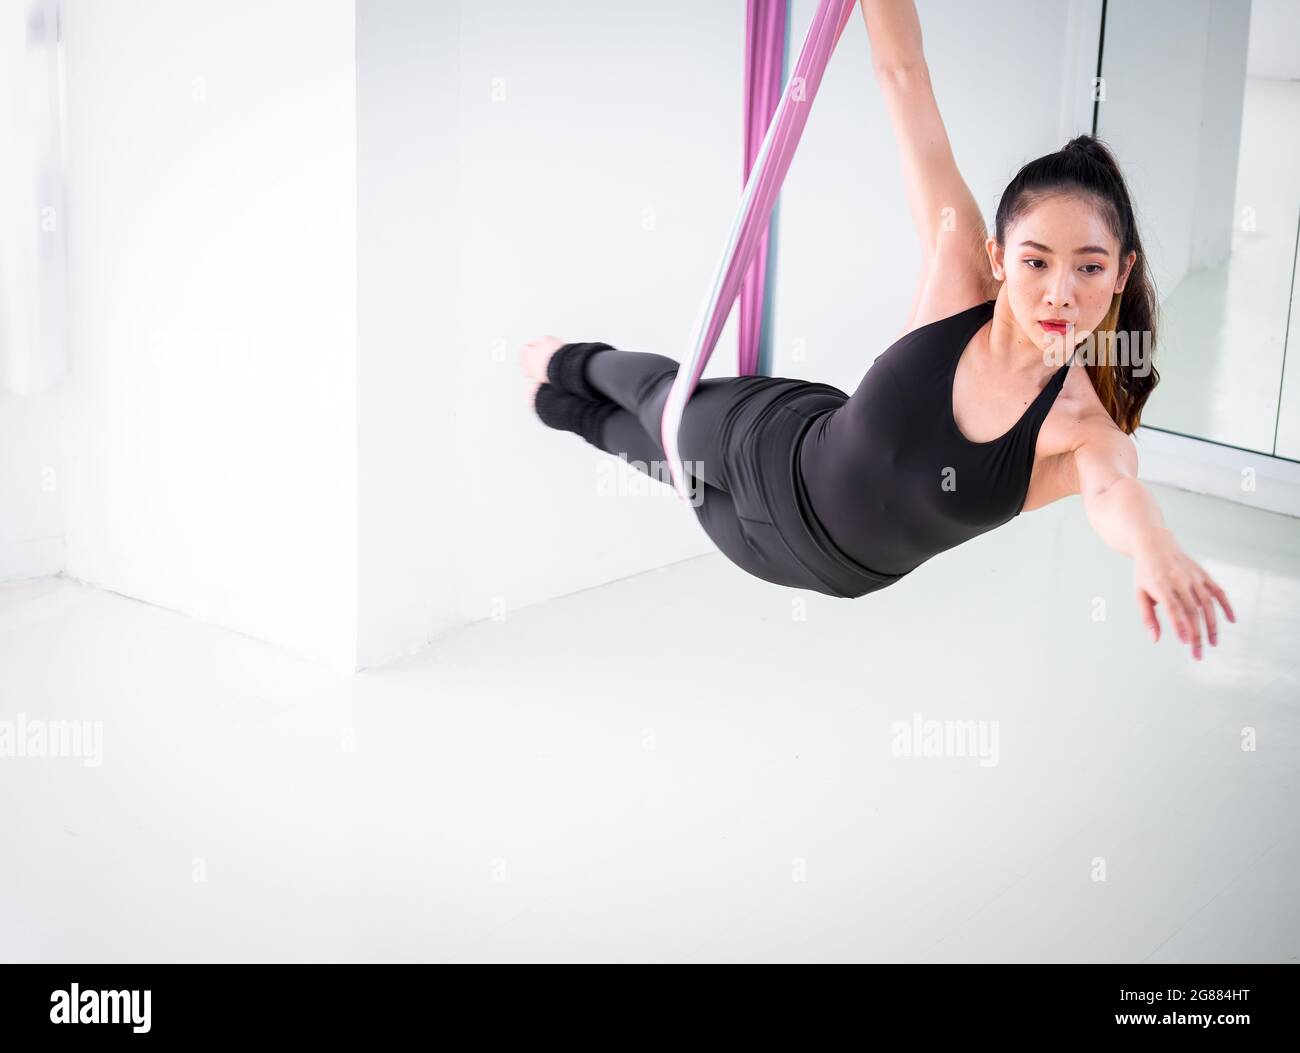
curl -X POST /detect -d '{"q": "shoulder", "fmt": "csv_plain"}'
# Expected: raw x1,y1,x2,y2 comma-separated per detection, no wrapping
1043,360,1114,448
1054,388,1137,498
1028,365,1133,507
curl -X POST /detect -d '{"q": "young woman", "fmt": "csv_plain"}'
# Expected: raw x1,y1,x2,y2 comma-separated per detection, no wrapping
522,0,1234,662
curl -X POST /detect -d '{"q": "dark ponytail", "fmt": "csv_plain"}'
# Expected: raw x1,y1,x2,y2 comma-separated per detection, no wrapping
994,134,1158,434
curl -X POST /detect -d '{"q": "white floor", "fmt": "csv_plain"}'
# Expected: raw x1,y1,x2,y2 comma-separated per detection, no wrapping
1,482,1297,964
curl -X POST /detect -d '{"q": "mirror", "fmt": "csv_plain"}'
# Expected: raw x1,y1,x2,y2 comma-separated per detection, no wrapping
1096,0,1299,460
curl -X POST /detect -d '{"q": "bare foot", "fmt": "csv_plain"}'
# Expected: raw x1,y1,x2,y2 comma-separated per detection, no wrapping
520,335,564,384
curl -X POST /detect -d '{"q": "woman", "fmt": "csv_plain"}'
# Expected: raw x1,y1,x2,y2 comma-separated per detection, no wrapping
522,0,1233,662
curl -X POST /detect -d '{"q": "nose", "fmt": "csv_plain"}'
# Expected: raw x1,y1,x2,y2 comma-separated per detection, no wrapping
1046,271,1074,310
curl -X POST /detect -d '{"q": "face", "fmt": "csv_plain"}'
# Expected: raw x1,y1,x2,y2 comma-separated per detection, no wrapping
987,193,1136,355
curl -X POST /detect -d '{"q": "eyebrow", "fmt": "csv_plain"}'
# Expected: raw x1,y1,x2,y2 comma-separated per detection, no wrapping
1019,239,1110,256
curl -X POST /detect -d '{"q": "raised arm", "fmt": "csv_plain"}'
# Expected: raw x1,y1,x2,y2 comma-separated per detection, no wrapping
858,0,997,331
1066,420,1236,662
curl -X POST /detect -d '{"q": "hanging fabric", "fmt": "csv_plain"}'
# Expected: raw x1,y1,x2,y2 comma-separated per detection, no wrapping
660,0,856,500
738,0,789,379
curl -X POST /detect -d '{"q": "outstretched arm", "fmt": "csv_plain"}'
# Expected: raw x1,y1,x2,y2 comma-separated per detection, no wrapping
858,0,997,332
1068,423,1236,661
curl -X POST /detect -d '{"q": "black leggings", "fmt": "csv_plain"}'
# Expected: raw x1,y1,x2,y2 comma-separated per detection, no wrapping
537,342,907,599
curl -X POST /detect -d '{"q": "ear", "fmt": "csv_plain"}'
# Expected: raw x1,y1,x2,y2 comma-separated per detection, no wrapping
986,237,1005,281
1115,250,1137,294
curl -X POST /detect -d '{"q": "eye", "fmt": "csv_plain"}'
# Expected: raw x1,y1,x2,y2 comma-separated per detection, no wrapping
1023,258,1045,269
1080,263,1103,274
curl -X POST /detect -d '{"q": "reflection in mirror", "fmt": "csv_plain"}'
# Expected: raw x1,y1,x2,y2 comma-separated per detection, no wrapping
1097,0,1299,458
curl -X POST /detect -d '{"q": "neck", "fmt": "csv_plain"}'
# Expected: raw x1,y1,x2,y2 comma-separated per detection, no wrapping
988,296,1076,375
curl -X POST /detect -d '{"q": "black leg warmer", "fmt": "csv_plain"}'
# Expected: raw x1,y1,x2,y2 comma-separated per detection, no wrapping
545,342,614,401
533,383,619,448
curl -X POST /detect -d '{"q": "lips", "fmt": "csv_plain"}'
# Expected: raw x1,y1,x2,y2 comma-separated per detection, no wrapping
1039,320,1070,333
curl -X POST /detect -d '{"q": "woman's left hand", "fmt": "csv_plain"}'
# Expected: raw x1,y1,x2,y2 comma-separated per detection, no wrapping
1133,529,1235,661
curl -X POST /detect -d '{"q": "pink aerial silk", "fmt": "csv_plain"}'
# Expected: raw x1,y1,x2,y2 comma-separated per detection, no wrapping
738,0,788,379
661,0,857,500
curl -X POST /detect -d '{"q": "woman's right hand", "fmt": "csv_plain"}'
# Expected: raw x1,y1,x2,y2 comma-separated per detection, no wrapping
1133,531,1235,661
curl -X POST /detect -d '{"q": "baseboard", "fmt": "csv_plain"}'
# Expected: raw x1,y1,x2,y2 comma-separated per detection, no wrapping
0,535,66,585
1134,426,1300,519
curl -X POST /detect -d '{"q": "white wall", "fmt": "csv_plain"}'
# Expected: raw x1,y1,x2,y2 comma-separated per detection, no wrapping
0,391,63,581
1,1,67,582
356,0,465,667
1247,0,1300,79
453,0,751,619
353,0,751,666
58,0,358,669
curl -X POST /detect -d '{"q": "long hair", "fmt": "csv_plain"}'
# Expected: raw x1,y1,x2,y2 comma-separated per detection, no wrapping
993,134,1158,434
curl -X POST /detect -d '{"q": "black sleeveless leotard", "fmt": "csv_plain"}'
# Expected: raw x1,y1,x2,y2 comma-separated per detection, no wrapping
798,299,1076,577
538,299,1077,599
